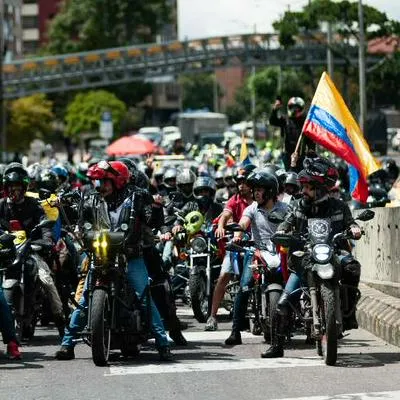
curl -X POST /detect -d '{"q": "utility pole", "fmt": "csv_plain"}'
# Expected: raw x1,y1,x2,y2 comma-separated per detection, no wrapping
0,0,6,161
326,21,334,78
358,0,367,134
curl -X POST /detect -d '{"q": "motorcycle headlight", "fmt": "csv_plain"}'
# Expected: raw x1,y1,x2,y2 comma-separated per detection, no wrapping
312,244,332,263
191,237,207,253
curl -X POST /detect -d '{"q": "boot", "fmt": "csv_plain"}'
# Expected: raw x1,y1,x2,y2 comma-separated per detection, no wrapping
168,315,187,345
276,292,290,315
7,340,22,360
225,330,242,345
343,311,358,331
55,345,75,360
158,347,174,362
261,335,284,358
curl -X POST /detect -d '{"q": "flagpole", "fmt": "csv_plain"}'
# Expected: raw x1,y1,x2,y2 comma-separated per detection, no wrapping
358,0,367,134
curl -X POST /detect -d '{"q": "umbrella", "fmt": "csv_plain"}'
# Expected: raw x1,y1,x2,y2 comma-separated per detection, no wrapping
106,135,157,156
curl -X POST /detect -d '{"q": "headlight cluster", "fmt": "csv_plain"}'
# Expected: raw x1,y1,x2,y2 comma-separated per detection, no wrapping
312,244,331,263
191,237,207,253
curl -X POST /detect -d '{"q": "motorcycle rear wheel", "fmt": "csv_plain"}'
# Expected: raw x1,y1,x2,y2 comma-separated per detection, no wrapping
91,289,112,367
320,282,338,366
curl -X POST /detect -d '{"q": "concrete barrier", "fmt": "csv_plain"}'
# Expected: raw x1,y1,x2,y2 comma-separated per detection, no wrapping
354,206,400,298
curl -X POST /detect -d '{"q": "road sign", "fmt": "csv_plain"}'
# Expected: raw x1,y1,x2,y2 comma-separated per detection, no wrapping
99,111,113,139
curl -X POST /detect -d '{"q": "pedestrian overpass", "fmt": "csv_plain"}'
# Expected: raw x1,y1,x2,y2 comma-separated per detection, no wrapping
2,33,382,99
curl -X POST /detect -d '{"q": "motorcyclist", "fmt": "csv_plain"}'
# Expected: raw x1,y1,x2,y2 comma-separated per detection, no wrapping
0,163,66,336
205,163,255,331
55,160,173,361
172,176,223,235
215,168,237,204
284,171,301,199
261,156,362,358
159,167,178,197
119,159,188,346
225,169,288,345
269,96,315,171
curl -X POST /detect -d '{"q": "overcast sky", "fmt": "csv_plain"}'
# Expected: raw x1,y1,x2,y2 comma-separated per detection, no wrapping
178,0,400,40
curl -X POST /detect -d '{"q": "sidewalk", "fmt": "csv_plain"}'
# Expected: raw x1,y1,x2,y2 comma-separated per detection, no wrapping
357,282,400,347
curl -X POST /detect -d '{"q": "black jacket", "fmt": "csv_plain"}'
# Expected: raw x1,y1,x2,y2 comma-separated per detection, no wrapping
278,197,357,243
269,109,315,156
0,196,52,242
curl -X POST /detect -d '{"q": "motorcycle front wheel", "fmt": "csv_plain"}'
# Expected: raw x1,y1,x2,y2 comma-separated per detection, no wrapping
189,273,208,323
320,281,338,366
90,289,112,367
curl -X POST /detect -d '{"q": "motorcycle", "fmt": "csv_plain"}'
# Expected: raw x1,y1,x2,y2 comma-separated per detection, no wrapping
226,230,287,343
79,193,154,366
271,209,375,366
2,219,54,341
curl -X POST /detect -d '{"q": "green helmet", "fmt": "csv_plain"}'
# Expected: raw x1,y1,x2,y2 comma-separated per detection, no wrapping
184,211,204,236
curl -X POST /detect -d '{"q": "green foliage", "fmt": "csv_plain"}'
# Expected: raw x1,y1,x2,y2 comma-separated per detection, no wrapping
46,0,171,54
180,73,222,111
64,90,127,138
272,0,396,48
8,94,55,151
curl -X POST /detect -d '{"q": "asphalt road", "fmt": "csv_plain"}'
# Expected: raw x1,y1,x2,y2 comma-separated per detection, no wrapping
1,304,400,400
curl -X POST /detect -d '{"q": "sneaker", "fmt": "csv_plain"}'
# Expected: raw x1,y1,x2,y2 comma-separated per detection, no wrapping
55,345,75,360
6,340,22,360
204,316,218,331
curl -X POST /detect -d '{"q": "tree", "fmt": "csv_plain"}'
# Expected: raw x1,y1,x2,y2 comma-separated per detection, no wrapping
64,90,127,140
180,73,222,111
46,0,171,54
7,94,55,151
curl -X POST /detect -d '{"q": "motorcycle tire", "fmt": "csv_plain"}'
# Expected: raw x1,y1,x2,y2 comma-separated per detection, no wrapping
267,290,281,345
189,273,207,323
90,289,112,367
320,282,338,366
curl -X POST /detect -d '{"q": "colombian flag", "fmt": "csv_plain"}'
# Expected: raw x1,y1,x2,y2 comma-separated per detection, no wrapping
240,133,251,166
302,72,380,203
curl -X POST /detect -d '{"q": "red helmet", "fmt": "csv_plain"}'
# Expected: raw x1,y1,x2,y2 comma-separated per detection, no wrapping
87,160,130,190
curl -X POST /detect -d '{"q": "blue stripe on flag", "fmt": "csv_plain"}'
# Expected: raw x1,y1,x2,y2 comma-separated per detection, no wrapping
308,105,355,152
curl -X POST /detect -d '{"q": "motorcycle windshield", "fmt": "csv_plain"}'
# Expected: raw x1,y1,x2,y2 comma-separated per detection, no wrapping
308,218,331,244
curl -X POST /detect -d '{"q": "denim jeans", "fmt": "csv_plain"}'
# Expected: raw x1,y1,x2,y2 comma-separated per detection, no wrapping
0,286,17,344
62,257,169,349
231,250,254,332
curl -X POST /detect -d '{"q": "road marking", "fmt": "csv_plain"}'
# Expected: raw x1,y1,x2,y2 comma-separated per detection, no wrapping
105,356,324,376
168,329,257,342
274,391,400,400
176,307,231,317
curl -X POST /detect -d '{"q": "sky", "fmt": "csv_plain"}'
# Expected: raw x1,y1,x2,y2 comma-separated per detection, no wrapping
177,0,400,41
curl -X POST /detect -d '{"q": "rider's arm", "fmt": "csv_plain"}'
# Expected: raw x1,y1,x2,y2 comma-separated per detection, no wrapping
215,209,233,238
343,202,362,239
234,215,251,240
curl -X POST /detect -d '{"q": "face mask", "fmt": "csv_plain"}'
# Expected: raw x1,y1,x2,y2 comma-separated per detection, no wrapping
196,196,212,212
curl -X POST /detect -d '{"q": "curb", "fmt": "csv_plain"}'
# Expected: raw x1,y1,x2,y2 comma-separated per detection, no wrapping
357,283,400,347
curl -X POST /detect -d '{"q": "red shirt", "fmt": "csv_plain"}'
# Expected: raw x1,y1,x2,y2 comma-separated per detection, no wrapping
224,193,251,223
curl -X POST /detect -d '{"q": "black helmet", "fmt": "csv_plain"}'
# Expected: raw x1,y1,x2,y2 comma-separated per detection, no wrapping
284,172,300,190
38,170,59,193
118,157,137,174
193,176,216,198
235,163,256,182
134,169,150,190
3,163,30,187
246,168,279,199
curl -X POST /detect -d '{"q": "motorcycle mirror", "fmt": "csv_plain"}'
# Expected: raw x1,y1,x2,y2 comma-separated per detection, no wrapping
356,209,375,222
268,211,285,224
271,233,293,248
225,223,245,232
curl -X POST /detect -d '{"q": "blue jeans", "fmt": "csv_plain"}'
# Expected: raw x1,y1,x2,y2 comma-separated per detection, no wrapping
62,257,169,349
0,286,17,344
284,272,302,301
231,250,254,332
